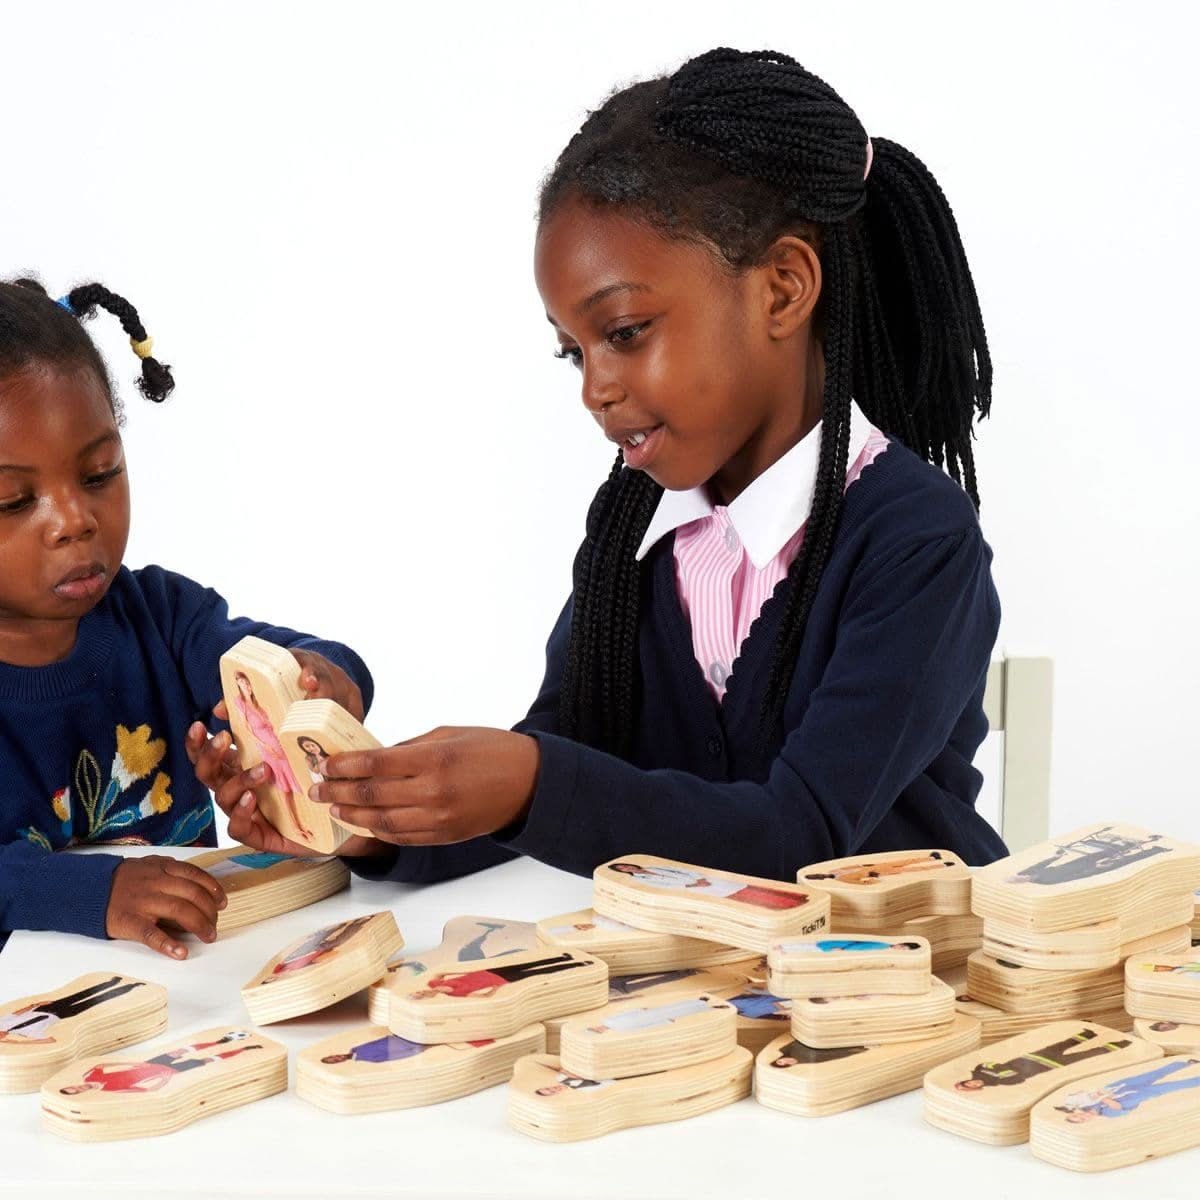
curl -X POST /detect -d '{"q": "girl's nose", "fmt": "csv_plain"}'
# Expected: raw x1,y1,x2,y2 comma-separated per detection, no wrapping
580,361,624,415
46,492,99,544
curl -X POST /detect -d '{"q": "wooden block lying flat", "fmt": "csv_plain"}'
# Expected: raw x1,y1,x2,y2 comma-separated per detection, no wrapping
1193,889,1200,940
389,949,608,1043
1133,1019,1200,1054
41,1026,287,1142
839,912,983,969
1125,952,1200,1023
1030,1054,1200,1171
797,850,971,924
593,855,829,954
367,915,537,1025
971,823,1200,934
297,1023,545,1113
789,979,956,1048
767,936,931,998
0,974,167,1094
536,909,748,974
560,994,736,1079
243,912,403,1024
923,1021,1161,1145
186,846,349,933
507,1049,752,1141
754,1015,981,1117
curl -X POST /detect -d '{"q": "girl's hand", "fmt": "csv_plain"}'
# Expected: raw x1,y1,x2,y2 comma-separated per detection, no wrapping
106,856,228,960
310,727,540,846
290,649,365,720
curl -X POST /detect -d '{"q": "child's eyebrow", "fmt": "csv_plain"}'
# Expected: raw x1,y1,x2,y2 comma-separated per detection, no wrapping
546,281,652,327
0,431,120,473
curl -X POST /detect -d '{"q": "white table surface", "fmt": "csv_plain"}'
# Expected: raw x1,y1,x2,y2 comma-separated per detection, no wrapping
0,847,1194,1200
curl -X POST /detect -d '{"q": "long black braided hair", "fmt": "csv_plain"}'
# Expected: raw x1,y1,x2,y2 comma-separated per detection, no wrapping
539,48,991,771
0,277,174,416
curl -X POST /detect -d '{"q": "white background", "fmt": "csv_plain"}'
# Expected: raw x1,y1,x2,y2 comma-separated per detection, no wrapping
1,0,1197,839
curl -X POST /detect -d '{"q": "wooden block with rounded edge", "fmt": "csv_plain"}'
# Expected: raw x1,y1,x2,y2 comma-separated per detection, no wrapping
243,911,403,1024
767,935,931,998
0,973,167,1094
1030,1054,1200,1171
297,1022,545,1113
1133,1018,1200,1054
789,979,956,1048
923,1021,1161,1145
507,1048,752,1141
754,1014,981,1117
797,849,971,923
593,855,829,953
537,908,748,974
971,823,1200,934
366,915,537,1025
389,948,608,1042
560,993,736,1079
186,846,349,933
41,1026,287,1142
839,911,983,970
1125,951,1200,1023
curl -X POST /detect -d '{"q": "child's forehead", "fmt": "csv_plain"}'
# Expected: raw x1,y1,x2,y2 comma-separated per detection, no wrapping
0,363,118,462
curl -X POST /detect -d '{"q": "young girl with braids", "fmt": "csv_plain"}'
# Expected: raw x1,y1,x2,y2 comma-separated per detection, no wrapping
0,279,372,958
208,47,1007,886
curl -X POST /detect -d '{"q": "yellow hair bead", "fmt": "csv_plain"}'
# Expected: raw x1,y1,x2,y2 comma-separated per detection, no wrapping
130,335,155,360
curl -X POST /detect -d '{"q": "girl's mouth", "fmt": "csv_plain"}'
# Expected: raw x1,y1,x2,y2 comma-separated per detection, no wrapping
53,565,108,602
621,425,665,470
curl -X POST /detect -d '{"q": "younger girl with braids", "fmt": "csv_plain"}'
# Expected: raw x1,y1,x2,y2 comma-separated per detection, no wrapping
0,279,372,957
215,47,1007,883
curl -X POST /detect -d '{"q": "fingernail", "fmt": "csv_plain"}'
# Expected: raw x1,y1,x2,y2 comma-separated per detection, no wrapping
215,732,230,750
309,784,324,803
218,897,228,909
330,805,341,819
239,791,254,808
172,946,185,959
251,764,267,782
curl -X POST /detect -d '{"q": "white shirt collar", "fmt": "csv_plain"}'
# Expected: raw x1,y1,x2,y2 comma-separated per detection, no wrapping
635,400,876,569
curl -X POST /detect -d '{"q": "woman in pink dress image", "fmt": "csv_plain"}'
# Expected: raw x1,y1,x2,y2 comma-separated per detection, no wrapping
232,672,313,841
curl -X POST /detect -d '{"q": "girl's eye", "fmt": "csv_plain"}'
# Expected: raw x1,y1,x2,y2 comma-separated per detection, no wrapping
0,496,32,515
608,322,648,345
553,345,583,367
553,323,650,368
84,466,124,488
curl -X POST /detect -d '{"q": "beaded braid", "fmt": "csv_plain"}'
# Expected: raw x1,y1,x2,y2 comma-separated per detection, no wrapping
541,47,992,767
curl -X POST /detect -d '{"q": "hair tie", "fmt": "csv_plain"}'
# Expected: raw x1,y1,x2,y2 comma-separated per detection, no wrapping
130,335,155,360
55,295,76,315
863,138,874,182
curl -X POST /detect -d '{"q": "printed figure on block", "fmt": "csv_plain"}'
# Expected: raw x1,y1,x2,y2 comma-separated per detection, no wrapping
1053,1060,1200,1121
55,1032,260,1095
262,916,375,982
409,952,595,1000
0,976,145,1045
606,862,806,909
587,997,715,1034
777,938,922,954
1006,827,1170,887
954,1029,1134,1091
768,1039,869,1067
803,852,957,885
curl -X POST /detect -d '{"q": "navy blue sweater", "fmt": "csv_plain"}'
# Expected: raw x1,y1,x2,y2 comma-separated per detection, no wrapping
350,440,1007,887
0,566,373,949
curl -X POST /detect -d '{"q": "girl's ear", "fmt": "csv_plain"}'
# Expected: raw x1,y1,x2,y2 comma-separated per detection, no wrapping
760,235,823,340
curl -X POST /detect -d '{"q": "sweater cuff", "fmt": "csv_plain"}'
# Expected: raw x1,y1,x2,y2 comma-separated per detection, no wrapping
495,731,579,861
22,852,123,940
295,639,376,717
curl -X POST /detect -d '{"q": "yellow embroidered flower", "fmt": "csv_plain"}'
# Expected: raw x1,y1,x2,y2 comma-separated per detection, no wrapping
113,724,166,791
51,787,70,823
139,772,173,818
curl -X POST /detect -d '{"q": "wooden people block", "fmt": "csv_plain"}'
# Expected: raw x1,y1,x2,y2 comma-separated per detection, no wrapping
1133,1019,1200,1054
797,849,971,926
507,1048,752,1142
297,1022,545,1114
0,973,167,1094
754,1014,981,1117
923,1021,1161,1145
767,935,932,998
789,979,956,1048
219,636,367,853
559,994,737,1080
593,855,829,954
1125,952,1200,1023
840,911,983,971
243,912,403,1024
1029,1054,1200,1171
41,1026,287,1142
186,846,349,933
1193,888,1200,939
536,908,748,974
971,823,1200,934
367,915,538,1024
389,948,608,1043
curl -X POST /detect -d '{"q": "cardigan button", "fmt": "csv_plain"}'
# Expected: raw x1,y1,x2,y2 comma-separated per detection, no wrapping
706,734,723,757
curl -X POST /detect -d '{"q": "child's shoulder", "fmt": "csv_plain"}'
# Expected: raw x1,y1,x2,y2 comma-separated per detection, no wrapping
104,564,222,632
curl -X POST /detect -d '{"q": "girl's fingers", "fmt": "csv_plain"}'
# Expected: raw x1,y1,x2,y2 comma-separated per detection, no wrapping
319,745,422,782
131,920,188,960
325,801,439,841
147,891,218,943
160,865,227,914
213,700,229,722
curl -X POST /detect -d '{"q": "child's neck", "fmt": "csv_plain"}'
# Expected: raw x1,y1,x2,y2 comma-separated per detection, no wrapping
0,616,81,667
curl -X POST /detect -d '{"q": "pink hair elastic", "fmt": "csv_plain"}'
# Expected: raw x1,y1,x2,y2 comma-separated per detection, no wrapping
864,137,874,181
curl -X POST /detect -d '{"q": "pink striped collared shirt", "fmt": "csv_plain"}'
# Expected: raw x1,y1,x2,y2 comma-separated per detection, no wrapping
635,403,889,703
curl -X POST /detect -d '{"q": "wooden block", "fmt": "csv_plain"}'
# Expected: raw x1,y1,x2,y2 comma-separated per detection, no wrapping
389,948,608,1043
0,973,167,1094
754,1014,981,1116
41,1026,287,1142
220,636,361,853
1133,1019,1200,1054
243,912,403,1024
296,1022,545,1113
1193,888,1199,940
186,846,349,933
1030,1055,1200,1171
923,1021,1161,1145
789,979,956,1048
767,936,931,998
560,994,736,1080
366,915,538,1025
971,823,1200,934
536,908,748,974
593,855,829,953
1125,951,1200,1023
798,849,971,924
507,1049,752,1141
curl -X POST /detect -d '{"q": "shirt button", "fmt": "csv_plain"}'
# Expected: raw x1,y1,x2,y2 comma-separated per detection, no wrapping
706,734,723,757
724,525,740,553
709,661,728,687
